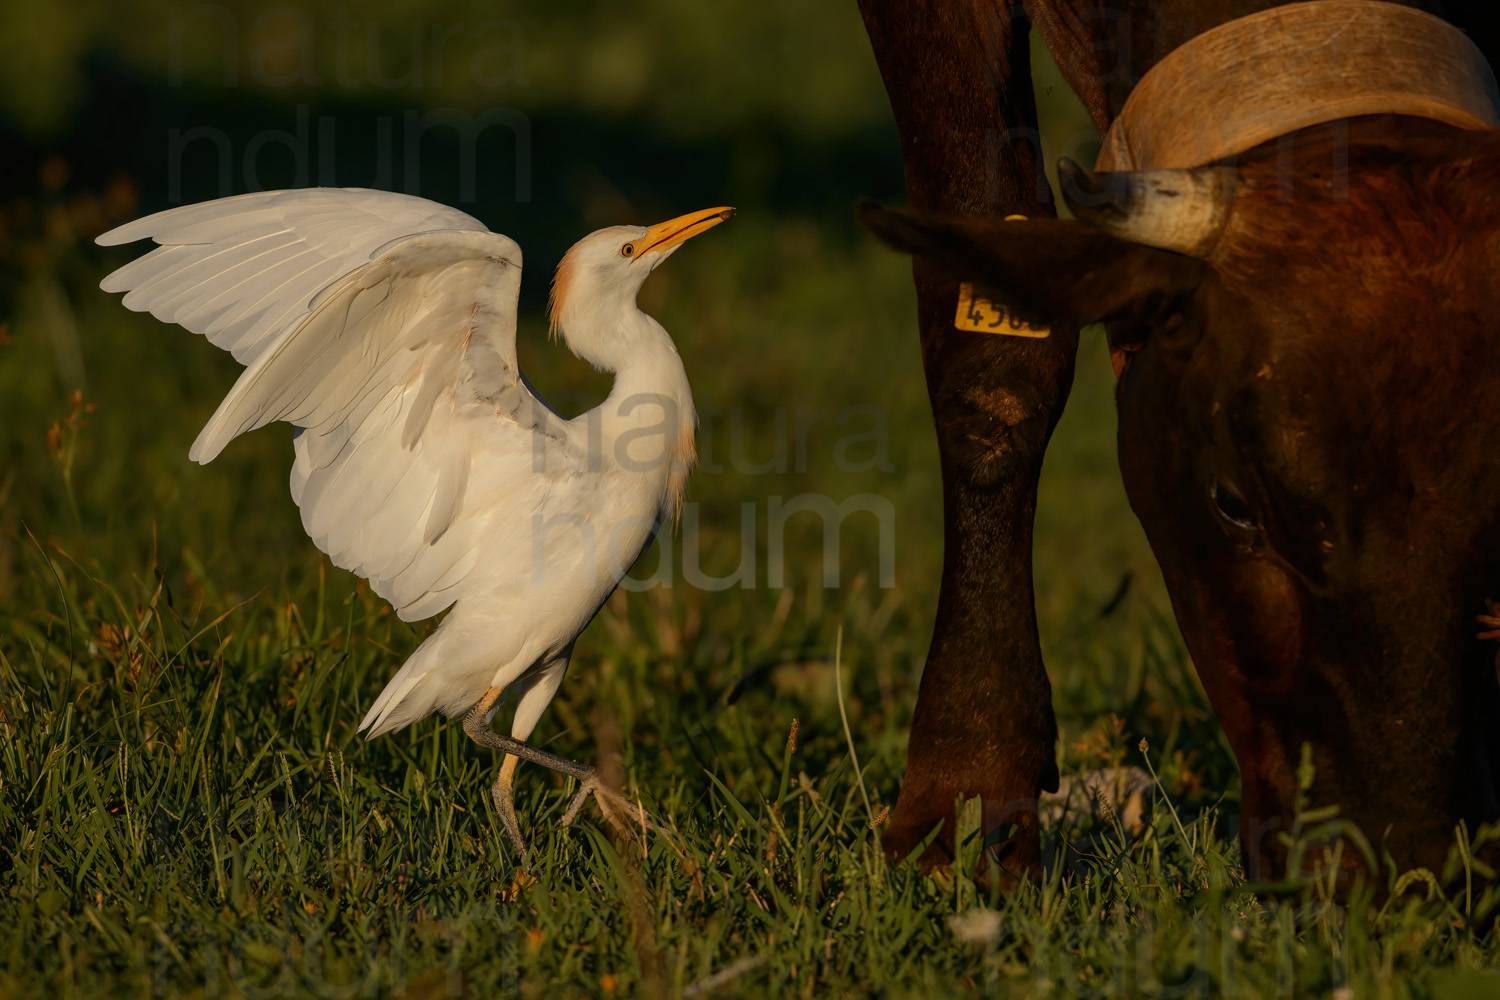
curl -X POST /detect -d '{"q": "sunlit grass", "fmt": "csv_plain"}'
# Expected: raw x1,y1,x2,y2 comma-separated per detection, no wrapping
4,524,1499,997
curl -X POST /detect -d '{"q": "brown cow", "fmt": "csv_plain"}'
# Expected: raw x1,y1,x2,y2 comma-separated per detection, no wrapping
857,0,1500,884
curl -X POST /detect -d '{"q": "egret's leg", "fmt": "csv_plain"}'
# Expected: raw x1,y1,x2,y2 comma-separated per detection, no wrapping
462,675,654,851
491,753,526,866
462,700,642,832
464,678,581,865
484,660,568,866
461,701,594,776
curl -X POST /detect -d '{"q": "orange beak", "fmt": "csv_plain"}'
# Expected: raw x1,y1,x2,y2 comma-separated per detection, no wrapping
638,206,735,255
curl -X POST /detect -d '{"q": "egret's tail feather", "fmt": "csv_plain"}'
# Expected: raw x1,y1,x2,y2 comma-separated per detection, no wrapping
359,624,525,739
359,632,446,739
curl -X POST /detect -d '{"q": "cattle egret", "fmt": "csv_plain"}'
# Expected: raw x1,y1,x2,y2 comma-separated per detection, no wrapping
96,188,733,861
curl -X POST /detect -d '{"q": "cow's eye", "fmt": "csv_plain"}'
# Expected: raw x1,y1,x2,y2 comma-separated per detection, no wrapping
1210,478,1257,531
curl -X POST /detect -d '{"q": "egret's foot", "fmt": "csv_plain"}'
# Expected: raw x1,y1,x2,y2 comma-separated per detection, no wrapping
461,695,654,856
558,767,656,841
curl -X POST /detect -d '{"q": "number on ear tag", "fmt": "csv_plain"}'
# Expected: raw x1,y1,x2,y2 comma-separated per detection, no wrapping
954,283,1050,337
953,214,1049,337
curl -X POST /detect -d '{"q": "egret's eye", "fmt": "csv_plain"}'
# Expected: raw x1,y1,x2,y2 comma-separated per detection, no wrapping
1210,478,1257,531
620,243,636,258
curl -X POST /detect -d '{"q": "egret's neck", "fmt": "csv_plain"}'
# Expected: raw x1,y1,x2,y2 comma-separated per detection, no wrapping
562,303,698,510
600,310,696,450
563,301,691,401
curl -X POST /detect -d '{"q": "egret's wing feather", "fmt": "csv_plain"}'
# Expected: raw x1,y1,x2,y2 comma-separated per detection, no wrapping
98,188,489,364
99,189,580,624
236,233,571,619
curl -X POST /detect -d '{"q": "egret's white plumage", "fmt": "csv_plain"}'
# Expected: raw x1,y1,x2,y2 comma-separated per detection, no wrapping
97,188,731,853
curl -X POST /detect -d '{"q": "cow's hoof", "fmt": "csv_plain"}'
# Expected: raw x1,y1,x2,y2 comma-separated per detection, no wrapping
882,799,1044,889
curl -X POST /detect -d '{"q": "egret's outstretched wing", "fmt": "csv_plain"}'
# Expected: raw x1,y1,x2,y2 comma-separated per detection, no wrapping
98,188,576,622
98,188,487,366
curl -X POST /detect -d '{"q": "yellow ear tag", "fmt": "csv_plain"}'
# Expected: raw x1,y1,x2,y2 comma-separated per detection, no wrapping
953,215,1050,338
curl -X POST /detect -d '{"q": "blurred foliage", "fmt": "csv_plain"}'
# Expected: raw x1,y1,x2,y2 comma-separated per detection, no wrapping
0,0,889,140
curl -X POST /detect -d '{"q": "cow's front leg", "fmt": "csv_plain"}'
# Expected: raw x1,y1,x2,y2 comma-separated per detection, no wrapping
882,273,1076,881
856,0,1077,882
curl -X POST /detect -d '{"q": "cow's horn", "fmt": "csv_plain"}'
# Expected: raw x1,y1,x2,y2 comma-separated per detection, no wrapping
1058,158,1234,258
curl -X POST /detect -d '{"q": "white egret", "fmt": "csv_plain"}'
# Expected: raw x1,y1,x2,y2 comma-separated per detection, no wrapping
96,188,733,861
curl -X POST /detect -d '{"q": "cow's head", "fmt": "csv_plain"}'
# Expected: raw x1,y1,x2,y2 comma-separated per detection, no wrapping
862,117,1500,879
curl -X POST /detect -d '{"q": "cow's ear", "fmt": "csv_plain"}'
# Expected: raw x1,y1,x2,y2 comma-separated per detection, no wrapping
856,197,1211,331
